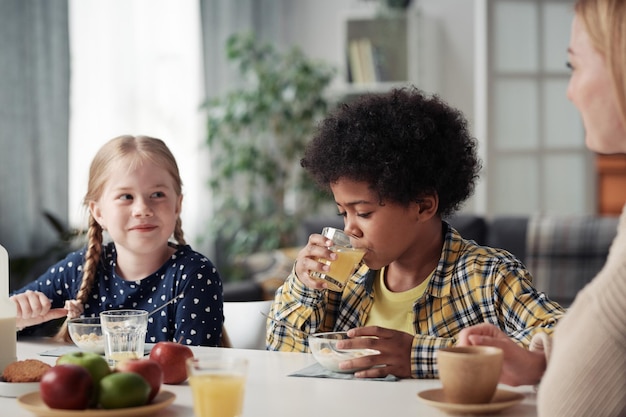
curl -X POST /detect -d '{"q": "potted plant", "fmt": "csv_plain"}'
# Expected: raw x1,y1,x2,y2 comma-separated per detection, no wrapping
204,33,336,280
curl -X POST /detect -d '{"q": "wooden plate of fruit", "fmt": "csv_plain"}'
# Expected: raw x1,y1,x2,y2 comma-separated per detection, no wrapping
17,390,176,417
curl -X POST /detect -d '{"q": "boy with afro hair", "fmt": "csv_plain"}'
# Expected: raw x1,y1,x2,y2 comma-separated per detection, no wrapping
267,87,565,379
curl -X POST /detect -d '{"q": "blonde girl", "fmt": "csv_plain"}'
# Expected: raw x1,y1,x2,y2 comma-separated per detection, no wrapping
11,135,224,346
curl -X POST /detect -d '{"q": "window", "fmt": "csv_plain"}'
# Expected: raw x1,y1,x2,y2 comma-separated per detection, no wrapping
484,0,591,215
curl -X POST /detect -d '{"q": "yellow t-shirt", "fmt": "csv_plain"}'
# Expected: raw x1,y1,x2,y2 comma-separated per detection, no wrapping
364,266,432,334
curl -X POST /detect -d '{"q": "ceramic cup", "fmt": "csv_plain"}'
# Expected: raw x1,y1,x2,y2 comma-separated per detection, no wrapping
187,355,248,417
100,309,148,366
436,346,503,404
309,227,365,291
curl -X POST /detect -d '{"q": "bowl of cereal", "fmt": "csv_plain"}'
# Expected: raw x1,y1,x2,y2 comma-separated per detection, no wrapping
308,331,380,373
68,317,105,354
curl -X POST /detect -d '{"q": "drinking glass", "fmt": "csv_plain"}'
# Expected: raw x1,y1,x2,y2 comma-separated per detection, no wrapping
100,309,148,366
187,355,248,417
310,227,365,291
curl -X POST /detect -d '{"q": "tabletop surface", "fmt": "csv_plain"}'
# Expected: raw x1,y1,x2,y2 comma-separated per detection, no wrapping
2,338,538,417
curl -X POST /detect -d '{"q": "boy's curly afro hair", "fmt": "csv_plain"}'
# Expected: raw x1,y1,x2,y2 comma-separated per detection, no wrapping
301,87,481,217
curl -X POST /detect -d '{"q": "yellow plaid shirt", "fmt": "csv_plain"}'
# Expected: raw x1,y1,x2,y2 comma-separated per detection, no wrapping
266,222,565,378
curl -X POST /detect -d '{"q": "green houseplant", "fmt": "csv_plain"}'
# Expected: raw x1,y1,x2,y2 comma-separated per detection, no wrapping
204,33,336,280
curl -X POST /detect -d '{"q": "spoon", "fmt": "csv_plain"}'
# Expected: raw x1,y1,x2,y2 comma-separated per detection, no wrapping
261,312,354,355
259,311,314,337
148,293,184,317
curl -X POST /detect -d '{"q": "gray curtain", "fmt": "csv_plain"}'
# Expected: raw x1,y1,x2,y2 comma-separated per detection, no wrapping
199,0,286,98
198,0,286,270
0,1,70,263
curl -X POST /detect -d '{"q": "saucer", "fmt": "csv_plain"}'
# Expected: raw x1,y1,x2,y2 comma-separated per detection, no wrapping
417,388,524,415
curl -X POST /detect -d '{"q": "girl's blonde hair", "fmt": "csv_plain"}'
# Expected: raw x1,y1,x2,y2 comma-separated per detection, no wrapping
575,0,626,126
56,135,185,341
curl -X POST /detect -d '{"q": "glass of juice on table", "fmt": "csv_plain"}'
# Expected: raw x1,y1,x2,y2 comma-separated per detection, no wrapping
310,227,365,291
187,355,248,417
99,309,148,366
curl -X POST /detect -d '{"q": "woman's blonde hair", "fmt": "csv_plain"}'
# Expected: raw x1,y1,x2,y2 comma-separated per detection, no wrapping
56,135,185,341
575,0,626,126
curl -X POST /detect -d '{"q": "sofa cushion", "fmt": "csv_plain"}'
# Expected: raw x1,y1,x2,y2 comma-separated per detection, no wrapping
445,214,488,246
487,216,529,263
525,214,618,305
223,280,265,302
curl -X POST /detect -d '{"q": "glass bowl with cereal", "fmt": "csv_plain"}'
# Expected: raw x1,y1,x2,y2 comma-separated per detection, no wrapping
68,317,105,354
308,331,380,373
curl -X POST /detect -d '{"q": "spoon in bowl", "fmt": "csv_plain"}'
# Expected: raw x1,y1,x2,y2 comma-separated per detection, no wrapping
259,311,313,337
261,312,360,356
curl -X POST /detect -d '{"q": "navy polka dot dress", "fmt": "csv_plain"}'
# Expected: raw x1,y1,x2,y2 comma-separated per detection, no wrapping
15,242,224,346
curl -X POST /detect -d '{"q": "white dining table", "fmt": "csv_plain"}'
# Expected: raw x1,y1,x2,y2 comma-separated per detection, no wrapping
2,338,539,417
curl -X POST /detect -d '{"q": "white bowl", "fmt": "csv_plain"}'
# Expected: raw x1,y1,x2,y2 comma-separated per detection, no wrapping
68,317,105,354
0,380,40,398
309,331,379,373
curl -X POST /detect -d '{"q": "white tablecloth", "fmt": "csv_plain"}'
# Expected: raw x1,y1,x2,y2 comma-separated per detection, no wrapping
1,338,538,417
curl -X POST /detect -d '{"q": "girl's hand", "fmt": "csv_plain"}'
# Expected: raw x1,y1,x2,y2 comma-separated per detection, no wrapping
64,299,84,319
336,326,414,379
11,290,68,329
294,233,338,290
456,323,547,386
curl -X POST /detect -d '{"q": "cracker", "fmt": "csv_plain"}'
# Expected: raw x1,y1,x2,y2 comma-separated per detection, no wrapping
2,359,51,382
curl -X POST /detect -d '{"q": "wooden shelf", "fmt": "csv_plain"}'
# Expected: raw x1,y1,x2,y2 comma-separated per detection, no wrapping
346,15,409,84
596,154,626,215
333,8,439,103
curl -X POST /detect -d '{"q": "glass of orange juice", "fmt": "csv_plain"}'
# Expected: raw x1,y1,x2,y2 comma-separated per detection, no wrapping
310,227,365,291
187,355,248,417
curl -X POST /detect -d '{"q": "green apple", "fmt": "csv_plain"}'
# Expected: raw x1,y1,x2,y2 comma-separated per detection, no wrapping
56,351,111,405
98,372,151,409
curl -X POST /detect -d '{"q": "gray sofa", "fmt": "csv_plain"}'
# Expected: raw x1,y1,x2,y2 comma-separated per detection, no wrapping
226,213,620,307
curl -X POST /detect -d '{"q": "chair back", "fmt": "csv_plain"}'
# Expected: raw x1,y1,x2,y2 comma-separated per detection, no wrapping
223,300,273,350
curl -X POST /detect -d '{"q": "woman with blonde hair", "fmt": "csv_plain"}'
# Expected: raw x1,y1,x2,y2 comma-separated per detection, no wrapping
11,135,224,347
457,0,626,415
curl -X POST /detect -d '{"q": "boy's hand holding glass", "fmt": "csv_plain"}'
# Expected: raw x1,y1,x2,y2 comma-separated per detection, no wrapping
296,227,365,291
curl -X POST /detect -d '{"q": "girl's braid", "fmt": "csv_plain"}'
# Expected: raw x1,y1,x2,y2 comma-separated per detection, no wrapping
54,215,103,342
173,217,185,245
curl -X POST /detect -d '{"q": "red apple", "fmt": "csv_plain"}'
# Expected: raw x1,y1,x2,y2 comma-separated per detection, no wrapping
115,358,163,402
56,351,111,406
40,364,94,410
149,341,194,384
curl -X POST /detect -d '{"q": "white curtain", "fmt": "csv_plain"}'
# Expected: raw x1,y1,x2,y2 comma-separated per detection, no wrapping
0,0,287,272
68,0,209,253
0,0,70,259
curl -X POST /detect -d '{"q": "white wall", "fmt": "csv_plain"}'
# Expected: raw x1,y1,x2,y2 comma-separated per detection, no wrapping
283,0,475,115
418,0,476,119
416,0,480,213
